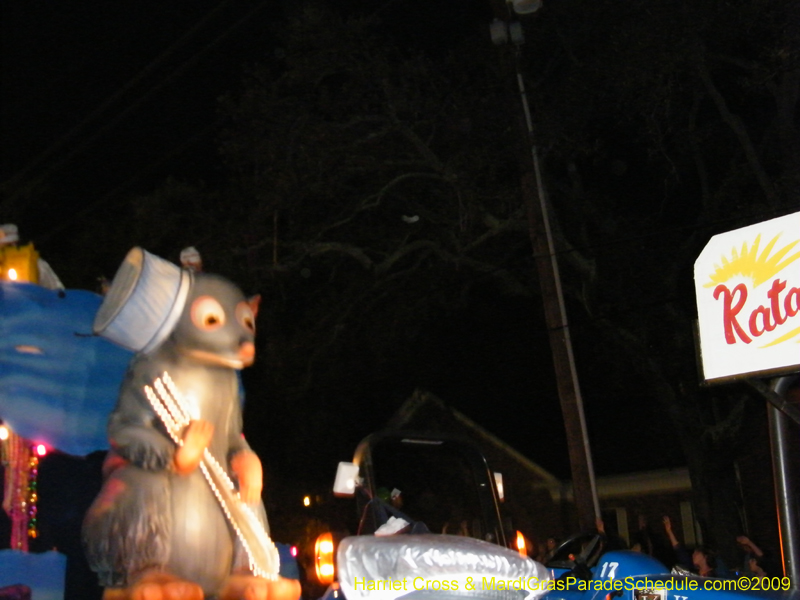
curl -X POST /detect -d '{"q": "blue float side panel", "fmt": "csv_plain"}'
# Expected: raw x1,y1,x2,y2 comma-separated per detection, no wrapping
0,282,132,456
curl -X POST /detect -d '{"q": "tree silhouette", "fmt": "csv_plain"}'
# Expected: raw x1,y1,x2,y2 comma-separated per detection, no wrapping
513,0,798,561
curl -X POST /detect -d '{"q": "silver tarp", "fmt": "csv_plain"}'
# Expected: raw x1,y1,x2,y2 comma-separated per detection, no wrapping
337,534,551,600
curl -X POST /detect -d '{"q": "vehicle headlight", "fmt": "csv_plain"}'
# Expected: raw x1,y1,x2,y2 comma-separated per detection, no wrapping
315,531,336,585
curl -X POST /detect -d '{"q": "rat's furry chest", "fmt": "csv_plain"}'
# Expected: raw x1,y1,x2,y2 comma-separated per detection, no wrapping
130,348,242,463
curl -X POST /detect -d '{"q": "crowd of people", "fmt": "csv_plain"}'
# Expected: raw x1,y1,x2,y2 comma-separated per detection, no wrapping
661,516,773,577
533,515,776,578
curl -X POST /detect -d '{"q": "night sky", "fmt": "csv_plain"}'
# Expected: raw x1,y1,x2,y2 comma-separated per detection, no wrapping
1,0,279,242
1,0,490,226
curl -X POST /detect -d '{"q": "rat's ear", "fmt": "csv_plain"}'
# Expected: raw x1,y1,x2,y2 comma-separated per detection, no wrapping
248,295,261,319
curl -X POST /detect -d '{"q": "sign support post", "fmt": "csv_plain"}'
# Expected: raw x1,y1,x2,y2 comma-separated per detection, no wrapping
767,376,799,586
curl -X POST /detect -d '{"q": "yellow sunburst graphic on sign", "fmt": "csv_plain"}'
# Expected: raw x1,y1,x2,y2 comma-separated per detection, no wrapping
704,232,800,288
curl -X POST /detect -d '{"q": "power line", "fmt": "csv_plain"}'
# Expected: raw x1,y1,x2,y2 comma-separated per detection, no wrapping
540,205,796,261
29,0,276,245
0,0,239,211
37,118,221,245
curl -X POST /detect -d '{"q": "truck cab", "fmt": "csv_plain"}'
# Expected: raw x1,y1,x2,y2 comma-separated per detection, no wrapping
311,431,549,600
343,432,507,544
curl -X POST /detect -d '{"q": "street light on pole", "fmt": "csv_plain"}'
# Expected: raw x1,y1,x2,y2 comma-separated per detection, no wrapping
490,2,601,531
508,0,543,15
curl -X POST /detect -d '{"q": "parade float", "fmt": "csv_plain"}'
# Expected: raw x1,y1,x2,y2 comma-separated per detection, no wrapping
0,233,131,599
0,240,298,600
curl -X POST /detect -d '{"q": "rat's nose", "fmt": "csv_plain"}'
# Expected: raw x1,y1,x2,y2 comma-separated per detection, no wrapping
239,341,255,364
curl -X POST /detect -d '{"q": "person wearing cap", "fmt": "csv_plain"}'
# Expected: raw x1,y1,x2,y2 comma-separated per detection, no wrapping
0,224,64,290
180,246,203,272
0,224,19,246
389,487,404,510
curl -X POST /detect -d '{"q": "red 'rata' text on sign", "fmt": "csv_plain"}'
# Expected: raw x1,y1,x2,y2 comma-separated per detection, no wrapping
713,279,800,344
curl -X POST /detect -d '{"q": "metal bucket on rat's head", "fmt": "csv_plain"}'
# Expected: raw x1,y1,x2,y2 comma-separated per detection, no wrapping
93,247,192,354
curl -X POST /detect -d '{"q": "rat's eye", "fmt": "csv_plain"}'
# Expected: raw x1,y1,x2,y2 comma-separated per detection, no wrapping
191,296,226,330
236,301,255,333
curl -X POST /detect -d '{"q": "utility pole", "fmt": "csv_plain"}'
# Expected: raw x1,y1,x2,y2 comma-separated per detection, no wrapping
489,7,601,532
524,170,600,532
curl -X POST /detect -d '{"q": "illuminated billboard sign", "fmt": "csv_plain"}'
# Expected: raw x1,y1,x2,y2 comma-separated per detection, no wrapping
694,211,800,383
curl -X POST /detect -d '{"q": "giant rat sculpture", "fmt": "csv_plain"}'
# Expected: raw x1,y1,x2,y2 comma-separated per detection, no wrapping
83,254,299,600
